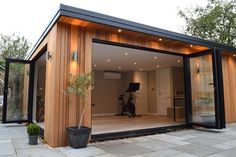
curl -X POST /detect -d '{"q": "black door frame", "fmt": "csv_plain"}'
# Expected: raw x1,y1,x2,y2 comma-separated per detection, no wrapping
184,49,225,129
2,58,35,123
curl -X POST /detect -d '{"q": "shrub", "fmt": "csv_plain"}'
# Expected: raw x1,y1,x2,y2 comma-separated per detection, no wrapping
27,123,40,136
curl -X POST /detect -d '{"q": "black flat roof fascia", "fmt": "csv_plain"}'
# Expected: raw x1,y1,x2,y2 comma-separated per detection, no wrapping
26,4,236,60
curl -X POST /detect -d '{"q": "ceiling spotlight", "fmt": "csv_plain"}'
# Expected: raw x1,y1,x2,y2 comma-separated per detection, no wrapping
94,64,97,67
177,59,181,63
107,58,111,62
234,54,236,57
118,66,121,69
158,38,162,41
134,62,137,65
190,45,193,48
118,29,122,33
125,52,128,56
154,56,157,59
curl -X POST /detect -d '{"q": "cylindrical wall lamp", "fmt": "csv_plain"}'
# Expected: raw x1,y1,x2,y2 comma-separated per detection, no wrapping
72,51,78,61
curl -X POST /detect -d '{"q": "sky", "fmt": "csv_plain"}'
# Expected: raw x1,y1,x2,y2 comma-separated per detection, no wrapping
0,0,208,47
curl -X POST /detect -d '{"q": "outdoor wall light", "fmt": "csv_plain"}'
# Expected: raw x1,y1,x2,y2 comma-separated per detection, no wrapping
72,51,78,61
47,51,52,60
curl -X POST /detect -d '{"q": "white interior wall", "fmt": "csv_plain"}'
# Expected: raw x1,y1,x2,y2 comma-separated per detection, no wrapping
133,71,148,115
157,68,172,115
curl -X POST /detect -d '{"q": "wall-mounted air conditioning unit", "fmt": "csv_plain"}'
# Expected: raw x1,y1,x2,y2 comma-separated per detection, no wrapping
104,71,121,79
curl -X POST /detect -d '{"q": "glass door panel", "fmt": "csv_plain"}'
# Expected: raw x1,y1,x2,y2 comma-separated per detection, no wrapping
189,54,216,126
2,59,33,123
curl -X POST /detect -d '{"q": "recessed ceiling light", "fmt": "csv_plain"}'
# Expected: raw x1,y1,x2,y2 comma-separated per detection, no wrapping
157,65,160,68
177,59,181,63
107,58,111,62
94,64,97,67
234,54,236,57
154,56,157,59
125,52,128,56
118,29,122,33
134,62,137,65
118,66,121,69
190,45,193,47
158,38,162,41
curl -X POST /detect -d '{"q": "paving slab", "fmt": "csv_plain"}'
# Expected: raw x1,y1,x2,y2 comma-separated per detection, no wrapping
96,141,153,157
16,147,65,157
141,149,182,157
0,140,15,156
135,140,177,151
58,146,106,157
12,138,45,150
219,148,236,157
172,143,222,157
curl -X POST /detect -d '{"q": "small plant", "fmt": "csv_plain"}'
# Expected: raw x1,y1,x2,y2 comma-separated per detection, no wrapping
65,71,94,129
27,123,40,136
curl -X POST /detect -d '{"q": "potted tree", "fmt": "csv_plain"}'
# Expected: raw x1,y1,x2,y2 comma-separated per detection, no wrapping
65,71,94,148
27,123,40,145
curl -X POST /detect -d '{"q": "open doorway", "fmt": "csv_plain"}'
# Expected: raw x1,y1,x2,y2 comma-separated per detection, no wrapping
33,53,46,128
91,42,185,135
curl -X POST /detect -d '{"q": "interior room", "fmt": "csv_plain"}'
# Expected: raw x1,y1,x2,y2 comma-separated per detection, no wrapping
33,53,46,128
91,43,186,134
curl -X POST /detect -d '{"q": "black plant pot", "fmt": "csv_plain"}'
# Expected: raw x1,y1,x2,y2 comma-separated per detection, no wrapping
28,135,38,145
67,126,91,149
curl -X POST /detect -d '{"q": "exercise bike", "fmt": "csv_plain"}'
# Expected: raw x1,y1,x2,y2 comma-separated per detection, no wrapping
117,83,140,117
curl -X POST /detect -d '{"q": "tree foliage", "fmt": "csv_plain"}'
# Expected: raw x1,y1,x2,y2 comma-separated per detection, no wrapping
178,0,236,47
0,33,30,60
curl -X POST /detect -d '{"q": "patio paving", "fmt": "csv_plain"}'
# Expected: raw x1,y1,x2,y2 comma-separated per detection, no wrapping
1,124,236,157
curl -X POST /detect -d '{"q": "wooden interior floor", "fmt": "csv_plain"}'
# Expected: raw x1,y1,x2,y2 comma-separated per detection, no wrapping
92,115,184,134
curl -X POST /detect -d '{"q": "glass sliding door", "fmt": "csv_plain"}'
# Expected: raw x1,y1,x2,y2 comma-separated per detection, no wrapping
2,59,33,123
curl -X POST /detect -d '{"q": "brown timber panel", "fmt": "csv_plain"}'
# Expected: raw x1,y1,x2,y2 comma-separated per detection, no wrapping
44,24,58,146
222,54,236,123
43,23,94,147
58,16,209,54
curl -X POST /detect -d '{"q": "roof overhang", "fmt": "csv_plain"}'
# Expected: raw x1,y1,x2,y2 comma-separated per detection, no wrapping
26,4,236,60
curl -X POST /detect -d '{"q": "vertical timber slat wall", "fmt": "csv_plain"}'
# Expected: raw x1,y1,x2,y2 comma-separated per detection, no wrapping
222,54,236,123
45,24,58,146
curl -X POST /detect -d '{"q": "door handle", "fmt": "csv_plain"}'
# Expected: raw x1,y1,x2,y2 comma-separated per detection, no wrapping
209,82,216,88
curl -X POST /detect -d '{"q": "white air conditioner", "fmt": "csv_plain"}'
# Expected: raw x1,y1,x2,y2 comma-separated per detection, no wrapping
104,71,121,79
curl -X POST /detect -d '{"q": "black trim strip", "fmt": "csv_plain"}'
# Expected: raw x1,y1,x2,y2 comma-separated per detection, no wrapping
183,56,191,126
214,49,226,128
91,124,187,142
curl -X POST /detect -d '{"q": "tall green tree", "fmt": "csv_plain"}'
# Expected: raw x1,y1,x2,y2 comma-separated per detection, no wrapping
0,33,30,61
178,0,236,47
